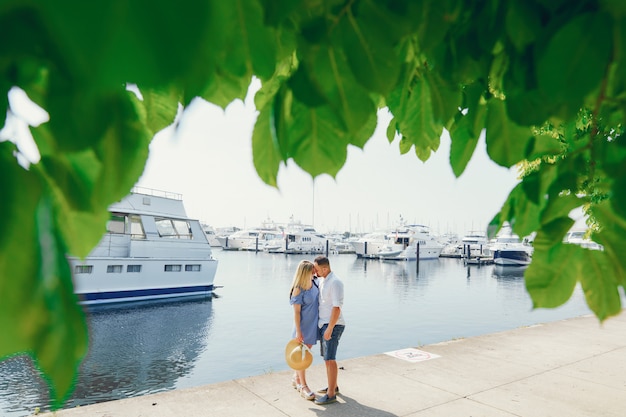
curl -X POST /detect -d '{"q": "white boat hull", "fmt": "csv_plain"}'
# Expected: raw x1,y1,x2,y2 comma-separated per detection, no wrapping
353,223,444,260
493,259,528,266
71,257,218,305
493,250,531,266
69,188,219,305
378,244,444,261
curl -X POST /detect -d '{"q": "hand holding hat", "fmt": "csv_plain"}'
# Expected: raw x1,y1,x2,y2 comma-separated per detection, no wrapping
285,338,313,370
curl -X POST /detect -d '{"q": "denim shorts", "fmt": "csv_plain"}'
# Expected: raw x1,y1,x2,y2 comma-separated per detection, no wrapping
319,324,345,361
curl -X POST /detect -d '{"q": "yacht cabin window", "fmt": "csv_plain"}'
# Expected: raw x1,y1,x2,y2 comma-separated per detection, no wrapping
155,218,192,239
107,215,125,234
130,215,145,239
164,264,182,272
75,265,93,274
173,220,192,239
185,264,201,271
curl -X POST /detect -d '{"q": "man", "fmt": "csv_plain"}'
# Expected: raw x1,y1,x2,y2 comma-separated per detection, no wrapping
313,255,345,405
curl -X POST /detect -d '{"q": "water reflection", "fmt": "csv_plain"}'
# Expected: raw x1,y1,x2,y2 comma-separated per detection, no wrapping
492,264,527,280
0,298,213,416
350,258,447,284
0,355,49,417
73,299,213,406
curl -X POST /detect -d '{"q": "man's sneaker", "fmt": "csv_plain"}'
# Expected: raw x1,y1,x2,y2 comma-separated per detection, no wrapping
314,394,337,405
316,386,339,394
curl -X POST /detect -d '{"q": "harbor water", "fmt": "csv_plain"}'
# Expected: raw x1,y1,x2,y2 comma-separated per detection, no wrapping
0,249,596,416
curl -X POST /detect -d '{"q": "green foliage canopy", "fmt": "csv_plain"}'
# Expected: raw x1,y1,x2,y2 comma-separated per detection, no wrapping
1,0,625,408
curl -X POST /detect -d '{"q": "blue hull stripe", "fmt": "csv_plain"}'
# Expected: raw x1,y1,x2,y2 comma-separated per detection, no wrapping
79,285,214,302
494,251,530,262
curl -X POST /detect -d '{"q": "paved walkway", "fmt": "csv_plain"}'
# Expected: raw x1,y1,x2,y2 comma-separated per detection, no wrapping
39,313,626,417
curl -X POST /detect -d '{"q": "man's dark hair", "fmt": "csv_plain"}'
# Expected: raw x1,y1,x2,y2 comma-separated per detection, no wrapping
314,255,329,266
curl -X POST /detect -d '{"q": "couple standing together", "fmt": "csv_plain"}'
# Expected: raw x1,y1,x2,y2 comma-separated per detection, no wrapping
289,255,345,405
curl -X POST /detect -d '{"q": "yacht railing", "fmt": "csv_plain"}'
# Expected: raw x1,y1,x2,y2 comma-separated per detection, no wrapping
131,186,182,201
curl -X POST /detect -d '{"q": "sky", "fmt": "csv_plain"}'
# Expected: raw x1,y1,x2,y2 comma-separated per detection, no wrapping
137,81,521,236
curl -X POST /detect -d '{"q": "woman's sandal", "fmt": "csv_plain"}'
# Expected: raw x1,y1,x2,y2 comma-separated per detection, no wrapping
300,385,315,401
291,375,301,391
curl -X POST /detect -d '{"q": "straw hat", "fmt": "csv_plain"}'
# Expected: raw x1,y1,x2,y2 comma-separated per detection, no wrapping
285,338,313,370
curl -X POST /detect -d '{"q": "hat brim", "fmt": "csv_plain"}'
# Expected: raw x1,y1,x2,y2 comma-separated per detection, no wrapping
285,338,313,370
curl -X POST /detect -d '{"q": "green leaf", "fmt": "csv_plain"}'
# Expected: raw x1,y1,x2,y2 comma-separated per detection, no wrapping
500,46,558,127
287,100,349,178
260,0,301,26
525,133,562,161
425,70,462,125
539,217,575,247
288,63,328,107
486,99,533,168
387,69,441,162
399,135,413,155
32,91,152,258
525,241,579,308
254,56,294,111
386,116,398,143
228,0,277,80
536,12,612,106
304,42,376,134
448,81,487,177
337,4,402,94
505,88,556,127
253,105,281,187
528,229,622,320
540,193,585,229
521,171,541,205
39,150,102,212
140,86,181,135
449,112,480,177
496,182,543,238
34,194,88,408
578,250,622,321
198,68,252,109
505,0,540,52
357,0,422,42
413,0,453,54
39,0,213,89
610,174,626,219
348,109,377,149
590,201,626,287
0,146,87,408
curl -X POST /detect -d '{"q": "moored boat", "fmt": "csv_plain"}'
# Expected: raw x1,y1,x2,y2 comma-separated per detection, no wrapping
217,218,282,251
459,230,490,258
353,220,444,260
564,228,603,251
201,223,222,247
69,187,218,305
264,218,331,254
489,225,533,266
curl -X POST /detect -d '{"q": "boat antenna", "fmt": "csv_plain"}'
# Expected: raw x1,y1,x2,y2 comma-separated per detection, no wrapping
312,178,315,229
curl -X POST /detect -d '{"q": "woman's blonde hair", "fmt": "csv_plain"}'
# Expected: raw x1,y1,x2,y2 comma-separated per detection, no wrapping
289,260,315,298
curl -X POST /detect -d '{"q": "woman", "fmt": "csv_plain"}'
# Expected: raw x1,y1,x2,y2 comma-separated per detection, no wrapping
289,260,319,400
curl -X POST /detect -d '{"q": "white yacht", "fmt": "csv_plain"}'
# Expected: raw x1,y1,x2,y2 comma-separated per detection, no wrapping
69,187,218,305
217,218,282,251
352,223,444,260
459,230,491,258
264,219,331,254
201,223,222,247
489,225,533,266
564,228,603,251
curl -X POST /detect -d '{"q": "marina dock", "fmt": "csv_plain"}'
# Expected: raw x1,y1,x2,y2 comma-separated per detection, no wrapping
37,312,626,417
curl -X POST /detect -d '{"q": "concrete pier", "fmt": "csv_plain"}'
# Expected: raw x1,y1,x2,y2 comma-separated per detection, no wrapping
38,312,626,417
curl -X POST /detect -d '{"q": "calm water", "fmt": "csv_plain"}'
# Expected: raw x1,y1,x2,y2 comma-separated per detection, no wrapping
0,250,598,416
